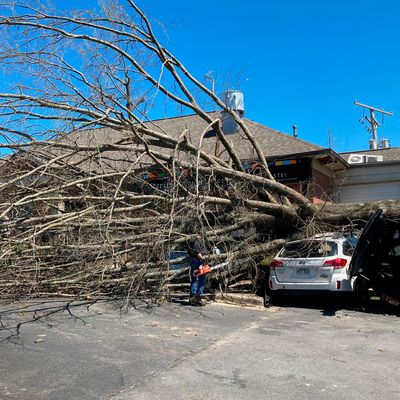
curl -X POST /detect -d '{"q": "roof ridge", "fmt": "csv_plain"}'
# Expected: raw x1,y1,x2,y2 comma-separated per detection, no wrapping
148,110,220,123
339,146,400,154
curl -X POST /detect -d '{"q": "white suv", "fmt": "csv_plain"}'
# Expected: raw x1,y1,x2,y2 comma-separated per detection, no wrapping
268,233,358,300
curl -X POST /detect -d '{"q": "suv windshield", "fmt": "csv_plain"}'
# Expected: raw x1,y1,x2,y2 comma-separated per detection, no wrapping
279,240,338,258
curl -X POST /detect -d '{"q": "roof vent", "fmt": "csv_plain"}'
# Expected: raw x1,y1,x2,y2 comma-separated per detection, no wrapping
221,90,244,114
220,90,244,134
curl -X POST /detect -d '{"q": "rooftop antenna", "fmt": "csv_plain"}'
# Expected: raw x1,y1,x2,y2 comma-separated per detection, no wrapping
204,71,215,94
354,101,393,149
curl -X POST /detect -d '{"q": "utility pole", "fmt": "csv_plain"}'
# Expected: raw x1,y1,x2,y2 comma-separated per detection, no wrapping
354,101,393,149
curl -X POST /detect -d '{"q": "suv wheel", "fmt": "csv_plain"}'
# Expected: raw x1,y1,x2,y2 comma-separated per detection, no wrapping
268,292,284,307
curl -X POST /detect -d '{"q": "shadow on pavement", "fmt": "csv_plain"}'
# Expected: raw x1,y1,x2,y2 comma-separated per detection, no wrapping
270,293,400,317
0,298,117,343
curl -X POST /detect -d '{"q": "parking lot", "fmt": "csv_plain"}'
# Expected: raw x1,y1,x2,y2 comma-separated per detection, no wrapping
1,297,399,400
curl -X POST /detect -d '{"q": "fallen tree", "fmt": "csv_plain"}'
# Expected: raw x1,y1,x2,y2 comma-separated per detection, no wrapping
0,1,397,303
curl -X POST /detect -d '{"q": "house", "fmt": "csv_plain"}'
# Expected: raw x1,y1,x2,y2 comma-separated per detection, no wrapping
334,147,400,203
50,110,346,204
3,90,398,207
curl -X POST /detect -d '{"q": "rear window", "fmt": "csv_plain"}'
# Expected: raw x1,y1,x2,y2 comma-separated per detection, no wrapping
279,240,338,258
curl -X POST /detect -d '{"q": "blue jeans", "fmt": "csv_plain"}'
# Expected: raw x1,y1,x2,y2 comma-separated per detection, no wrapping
190,258,206,296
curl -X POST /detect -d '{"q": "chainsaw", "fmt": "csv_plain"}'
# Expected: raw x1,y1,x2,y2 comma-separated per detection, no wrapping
193,259,250,276
193,264,212,276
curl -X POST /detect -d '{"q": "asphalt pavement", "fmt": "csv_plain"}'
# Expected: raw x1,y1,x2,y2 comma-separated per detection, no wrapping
1,297,399,400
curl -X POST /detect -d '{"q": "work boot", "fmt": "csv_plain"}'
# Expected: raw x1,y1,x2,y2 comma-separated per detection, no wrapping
196,295,207,306
189,295,198,305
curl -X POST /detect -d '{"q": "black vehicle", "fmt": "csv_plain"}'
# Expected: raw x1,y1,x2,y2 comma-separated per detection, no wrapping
350,209,400,306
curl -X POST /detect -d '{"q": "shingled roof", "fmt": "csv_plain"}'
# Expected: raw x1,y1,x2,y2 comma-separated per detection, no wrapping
23,111,326,173
143,111,323,160
339,147,400,163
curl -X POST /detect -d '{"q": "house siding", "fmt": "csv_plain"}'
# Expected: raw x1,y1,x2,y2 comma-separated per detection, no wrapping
333,163,400,202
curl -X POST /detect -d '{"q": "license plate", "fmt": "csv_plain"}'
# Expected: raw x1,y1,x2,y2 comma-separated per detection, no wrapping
296,268,310,274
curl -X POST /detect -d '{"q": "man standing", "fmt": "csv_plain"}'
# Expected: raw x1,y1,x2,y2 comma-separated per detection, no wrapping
187,235,207,305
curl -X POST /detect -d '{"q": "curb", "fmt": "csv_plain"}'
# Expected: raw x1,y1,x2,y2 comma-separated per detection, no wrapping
211,292,264,307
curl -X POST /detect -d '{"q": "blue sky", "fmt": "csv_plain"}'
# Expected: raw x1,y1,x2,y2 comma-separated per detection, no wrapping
4,0,399,153
137,0,400,152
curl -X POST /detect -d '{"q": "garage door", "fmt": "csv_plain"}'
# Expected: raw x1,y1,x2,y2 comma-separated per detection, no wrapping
338,181,400,202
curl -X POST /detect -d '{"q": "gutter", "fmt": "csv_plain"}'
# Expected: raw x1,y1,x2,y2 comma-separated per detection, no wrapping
264,148,350,169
